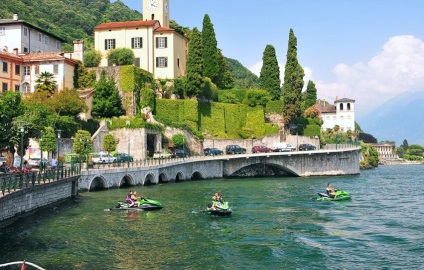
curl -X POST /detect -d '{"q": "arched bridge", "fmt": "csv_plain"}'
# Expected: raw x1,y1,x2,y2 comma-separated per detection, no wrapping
78,147,361,191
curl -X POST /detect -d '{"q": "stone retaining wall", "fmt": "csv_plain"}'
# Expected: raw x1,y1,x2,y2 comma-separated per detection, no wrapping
0,177,79,224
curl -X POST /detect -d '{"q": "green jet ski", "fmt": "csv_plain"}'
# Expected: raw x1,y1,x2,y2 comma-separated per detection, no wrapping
112,197,164,211
205,201,232,216
317,190,351,201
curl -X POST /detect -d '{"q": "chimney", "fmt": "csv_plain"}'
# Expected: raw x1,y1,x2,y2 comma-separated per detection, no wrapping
13,14,18,21
13,48,18,55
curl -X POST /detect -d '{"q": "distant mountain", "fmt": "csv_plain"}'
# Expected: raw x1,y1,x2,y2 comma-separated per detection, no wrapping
226,58,259,89
359,91,424,146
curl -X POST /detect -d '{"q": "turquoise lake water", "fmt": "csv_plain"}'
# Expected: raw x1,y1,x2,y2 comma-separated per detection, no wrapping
0,164,423,269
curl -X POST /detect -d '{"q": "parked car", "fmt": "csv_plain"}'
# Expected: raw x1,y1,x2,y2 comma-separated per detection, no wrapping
252,145,272,153
92,153,116,164
115,153,133,162
173,148,190,158
203,148,223,156
298,143,316,151
153,152,172,159
272,143,296,152
225,145,247,154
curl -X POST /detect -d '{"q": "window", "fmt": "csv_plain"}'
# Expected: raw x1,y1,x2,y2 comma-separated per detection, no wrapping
156,57,168,68
44,36,49,45
177,58,180,67
2,62,7,73
15,64,20,75
339,103,344,111
347,103,351,110
23,47,28,53
156,37,167,48
340,116,344,120
22,83,30,93
24,66,30,75
15,85,20,91
56,40,60,49
53,64,59,74
2,83,7,92
23,27,28,36
0,26,5,35
35,66,40,75
135,58,140,67
131,37,142,49
104,39,116,50
38,33,42,42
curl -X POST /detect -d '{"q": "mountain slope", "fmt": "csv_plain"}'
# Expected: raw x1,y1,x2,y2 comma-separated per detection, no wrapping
360,91,424,145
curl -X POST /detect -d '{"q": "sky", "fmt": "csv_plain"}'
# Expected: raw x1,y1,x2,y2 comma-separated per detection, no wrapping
117,0,424,121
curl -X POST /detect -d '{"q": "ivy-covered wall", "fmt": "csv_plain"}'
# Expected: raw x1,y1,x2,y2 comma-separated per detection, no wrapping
154,99,279,139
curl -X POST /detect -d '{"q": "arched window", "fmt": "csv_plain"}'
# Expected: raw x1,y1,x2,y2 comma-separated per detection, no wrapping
340,103,344,110
22,82,30,93
347,103,351,110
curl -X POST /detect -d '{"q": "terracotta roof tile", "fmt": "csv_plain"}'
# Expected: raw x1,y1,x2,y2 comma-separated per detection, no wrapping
94,20,157,30
21,52,67,62
0,50,22,61
155,27,174,32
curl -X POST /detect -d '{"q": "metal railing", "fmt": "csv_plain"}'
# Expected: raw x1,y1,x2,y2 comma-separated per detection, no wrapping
0,164,81,196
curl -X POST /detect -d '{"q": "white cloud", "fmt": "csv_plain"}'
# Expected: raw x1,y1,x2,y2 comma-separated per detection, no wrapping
317,35,424,119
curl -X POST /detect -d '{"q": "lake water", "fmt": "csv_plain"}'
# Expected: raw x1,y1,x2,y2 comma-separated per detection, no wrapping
1,164,423,269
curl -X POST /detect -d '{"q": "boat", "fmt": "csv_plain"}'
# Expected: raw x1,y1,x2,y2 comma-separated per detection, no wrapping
317,190,351,201
0,260,46,270
205,201,232,216
111,197,164,211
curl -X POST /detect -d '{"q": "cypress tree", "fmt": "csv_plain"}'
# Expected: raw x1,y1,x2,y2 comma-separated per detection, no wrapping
259,45,281,100
282,29,305,129
186,27,203,97
303,80,317,110
202,14,220,85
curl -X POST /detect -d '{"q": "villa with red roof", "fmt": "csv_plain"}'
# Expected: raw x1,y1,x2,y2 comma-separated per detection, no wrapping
94,0,187,79
317,97,356,132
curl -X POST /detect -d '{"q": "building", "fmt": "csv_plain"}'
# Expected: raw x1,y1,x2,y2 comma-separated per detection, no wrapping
371,143,400,163
0,14,65,54
93,0,188,79
318,97,355,132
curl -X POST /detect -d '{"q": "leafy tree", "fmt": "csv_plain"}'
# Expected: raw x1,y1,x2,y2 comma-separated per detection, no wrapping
202,14,220,85
245,89,271,107
103,133,116,153
84,50,102,68
40,126,57,158
303,80,317,110
172,133,187,148
107,48,135,66
48,88,88,116
282,29,305,129
92,69,125,118
259,45,281,100
185,27,203,97
396,147,405,158
219,92,238,104
303,104,321,119
35,71,57,96
72,130,92,156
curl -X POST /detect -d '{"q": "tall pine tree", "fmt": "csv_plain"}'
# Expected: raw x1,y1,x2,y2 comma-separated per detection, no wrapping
185,27,204,97
303,80,317,111
202,14,220,86
92,69,124,118
282,29,305,129
259,45,281,100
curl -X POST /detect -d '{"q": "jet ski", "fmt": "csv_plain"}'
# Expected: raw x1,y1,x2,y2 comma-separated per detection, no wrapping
111,197,164,211
205,201,232,216
317,190,351,201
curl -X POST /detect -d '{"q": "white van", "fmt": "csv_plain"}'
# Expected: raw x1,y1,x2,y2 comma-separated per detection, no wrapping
272,143,296,152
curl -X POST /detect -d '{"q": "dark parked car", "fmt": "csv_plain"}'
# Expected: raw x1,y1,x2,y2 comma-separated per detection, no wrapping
115,153,133,162
298,143,316,151
173,148,190,158
225,145,246,154
203,148,223,156
252,145,273,153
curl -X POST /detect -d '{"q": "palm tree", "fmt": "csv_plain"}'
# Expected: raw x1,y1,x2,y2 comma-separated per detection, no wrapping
35,71,57,96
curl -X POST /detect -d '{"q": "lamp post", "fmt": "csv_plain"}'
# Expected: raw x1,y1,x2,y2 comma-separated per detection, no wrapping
40,138,43,172
57,130,61,178
183,136,185,160
20,122,25,170
251,134,254,154
127,139,130,168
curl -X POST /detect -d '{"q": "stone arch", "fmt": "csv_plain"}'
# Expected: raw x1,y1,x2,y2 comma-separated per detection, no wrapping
225,161,300,177
158,172,168,183
191,171,203,180
119,174,135,187
175,172,184,182
144,173,156,186
89,175,108,191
